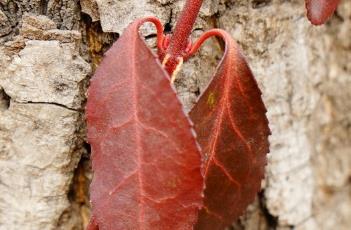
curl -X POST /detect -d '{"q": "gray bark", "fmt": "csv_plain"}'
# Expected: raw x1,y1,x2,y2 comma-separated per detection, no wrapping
0,0,350,229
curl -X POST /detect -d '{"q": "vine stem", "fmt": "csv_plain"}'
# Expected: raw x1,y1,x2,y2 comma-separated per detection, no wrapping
166,0,203,58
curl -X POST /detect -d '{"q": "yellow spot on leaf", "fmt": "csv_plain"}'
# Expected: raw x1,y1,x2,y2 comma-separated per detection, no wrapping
167,177,180,189
207,92,216,109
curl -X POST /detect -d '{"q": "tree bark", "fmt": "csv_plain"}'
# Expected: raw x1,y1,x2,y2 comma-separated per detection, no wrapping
0,0,350,229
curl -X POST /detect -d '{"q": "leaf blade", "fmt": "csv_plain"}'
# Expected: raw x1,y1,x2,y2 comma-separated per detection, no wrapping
86,18,203,230
306,0,340,25
190,30,270,230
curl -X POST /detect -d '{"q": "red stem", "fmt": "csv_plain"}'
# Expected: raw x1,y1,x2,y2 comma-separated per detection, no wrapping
167,0,203,58
185,29,226,58
140,17,165,53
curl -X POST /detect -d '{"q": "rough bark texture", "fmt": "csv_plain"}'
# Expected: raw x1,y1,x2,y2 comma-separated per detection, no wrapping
0,0,350,229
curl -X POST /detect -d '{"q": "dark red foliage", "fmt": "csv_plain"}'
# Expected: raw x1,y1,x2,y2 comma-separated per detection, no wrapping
86,216,99,230
306,0,341,25
189,29,270,229
86,18,204,230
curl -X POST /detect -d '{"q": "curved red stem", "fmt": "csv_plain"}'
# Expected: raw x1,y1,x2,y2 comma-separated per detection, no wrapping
140,17,166,53
185,29,226,59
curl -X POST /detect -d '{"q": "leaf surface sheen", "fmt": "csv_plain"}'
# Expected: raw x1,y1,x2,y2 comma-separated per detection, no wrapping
86,19,203,230
306,0,340,25
190,30,270,230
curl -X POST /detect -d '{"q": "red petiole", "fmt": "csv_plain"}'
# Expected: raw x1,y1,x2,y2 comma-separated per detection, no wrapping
157,0,204,76
156,0,342,77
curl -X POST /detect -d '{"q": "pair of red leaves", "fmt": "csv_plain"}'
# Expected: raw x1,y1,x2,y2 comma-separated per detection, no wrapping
86,17,269,230
85,0,340,228
306,0,341,25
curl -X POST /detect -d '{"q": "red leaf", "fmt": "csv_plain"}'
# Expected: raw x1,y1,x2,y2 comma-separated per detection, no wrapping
306,0,340,25
189,30,270,229
86,18,204,230
86,216,99,230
